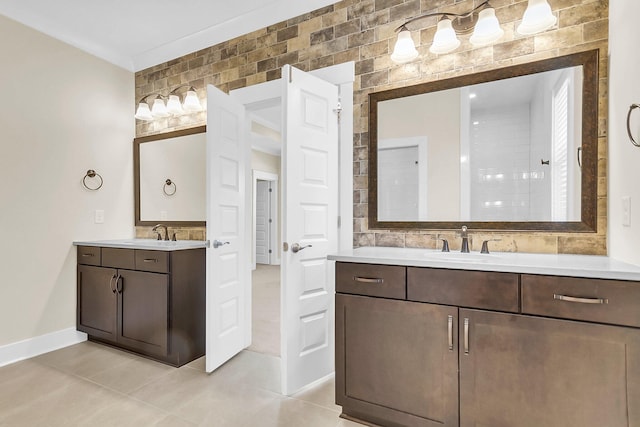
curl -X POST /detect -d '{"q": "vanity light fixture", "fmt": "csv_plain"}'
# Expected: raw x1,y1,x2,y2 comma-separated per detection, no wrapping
135,85,203,121
391,0,557,64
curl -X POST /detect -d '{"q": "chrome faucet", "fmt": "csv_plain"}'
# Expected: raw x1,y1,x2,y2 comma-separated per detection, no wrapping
152,224,169,241
460,226,470,253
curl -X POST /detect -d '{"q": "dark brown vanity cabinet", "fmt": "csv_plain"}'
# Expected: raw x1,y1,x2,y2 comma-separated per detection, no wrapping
459,308,640,427
335,262,640,427
336,294,459,427
77,245,205,366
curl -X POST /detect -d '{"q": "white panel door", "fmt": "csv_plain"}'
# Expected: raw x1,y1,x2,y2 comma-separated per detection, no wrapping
206,84,250,373
281,65,339,395
255,180,270,265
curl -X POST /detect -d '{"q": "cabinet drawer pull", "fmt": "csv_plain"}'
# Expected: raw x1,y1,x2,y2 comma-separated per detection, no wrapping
353,276,383,284
553,294,608,304
116,274,123,294
81,253,94,257
448,315,453,351
143,258,158,263
109,274,117,293
464,318,470,355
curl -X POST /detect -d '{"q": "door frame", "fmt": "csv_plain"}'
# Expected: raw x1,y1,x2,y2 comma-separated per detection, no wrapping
231,61,354,253
252,170,279,269
229,61,354,389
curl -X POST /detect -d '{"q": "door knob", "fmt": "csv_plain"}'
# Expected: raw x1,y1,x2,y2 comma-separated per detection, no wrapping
291,243,312,253
213,240,230,249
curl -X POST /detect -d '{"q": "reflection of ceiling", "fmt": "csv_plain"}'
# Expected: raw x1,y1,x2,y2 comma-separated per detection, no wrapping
250,104,282,156
0,0,335,71
469,71,558,110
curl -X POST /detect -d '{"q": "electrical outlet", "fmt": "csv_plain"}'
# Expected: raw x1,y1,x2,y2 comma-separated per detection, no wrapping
95,209,105,224
622,196,631,227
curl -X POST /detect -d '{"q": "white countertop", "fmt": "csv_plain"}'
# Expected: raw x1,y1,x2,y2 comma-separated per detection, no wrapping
328,247,640,282
74,239,207,251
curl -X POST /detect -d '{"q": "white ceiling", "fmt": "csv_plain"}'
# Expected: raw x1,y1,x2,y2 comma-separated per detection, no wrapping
0,0,336,71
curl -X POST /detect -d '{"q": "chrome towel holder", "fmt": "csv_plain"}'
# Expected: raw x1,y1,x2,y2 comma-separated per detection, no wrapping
627,103,640,147
82,169,103,190
163,179,177,196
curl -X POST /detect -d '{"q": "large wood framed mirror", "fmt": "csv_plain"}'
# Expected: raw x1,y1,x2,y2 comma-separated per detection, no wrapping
369,49,599,232
134,125,206,227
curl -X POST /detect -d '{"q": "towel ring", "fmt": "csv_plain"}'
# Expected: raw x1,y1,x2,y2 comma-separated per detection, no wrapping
82,169,103,191
163,179,177,196
627,103,640,147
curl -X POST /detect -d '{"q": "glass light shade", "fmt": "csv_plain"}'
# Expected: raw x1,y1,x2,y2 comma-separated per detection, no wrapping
150,97,169,118
166,94,184,115
470,8,504,46
517,0,557,35
390,29,419,64
182,90,202,112
429,18,461,54
134,102,153,121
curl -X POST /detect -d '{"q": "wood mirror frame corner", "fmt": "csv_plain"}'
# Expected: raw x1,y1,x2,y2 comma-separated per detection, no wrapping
368,49,599,232
134,125,206,227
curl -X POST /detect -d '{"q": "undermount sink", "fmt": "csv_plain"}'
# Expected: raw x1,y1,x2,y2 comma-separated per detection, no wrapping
423,251,501,263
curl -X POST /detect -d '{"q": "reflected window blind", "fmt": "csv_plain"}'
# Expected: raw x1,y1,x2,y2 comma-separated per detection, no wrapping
552,78,569,221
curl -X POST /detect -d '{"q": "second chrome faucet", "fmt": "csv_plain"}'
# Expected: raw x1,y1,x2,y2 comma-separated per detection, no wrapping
460,226,470,253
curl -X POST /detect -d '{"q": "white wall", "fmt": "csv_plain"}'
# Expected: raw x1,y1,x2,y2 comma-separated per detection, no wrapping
378,90,461,219
140,133,206,221
609,1,640,264
0,16,134,347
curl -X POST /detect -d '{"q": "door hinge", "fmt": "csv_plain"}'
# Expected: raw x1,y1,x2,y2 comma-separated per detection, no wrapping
269,188,273,192
269,218,273,223
268,249,272,254
337,216,341,227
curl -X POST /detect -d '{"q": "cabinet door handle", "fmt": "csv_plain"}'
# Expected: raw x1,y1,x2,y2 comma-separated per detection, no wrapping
464,318,470,355
143,258,158,263
353,276,384,284
447,315,453,351
553,294,608,304
109,274,117,293
116,274,123,294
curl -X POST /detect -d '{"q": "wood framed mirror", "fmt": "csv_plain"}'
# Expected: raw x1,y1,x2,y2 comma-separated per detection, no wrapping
369,49,599,232
134,125,206,227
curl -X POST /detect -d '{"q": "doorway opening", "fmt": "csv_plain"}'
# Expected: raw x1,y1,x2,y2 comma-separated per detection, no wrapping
250,120,281,357
207,62,354,395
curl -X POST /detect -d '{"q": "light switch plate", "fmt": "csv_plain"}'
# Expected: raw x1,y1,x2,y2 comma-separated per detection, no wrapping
622,196,631,227
95,209,105,224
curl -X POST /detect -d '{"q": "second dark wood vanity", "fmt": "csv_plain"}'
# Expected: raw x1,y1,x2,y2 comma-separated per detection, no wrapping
76,242,205,367
333,251,640,427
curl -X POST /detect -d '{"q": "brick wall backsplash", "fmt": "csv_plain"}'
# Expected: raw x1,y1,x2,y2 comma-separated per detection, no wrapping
135,0,608,255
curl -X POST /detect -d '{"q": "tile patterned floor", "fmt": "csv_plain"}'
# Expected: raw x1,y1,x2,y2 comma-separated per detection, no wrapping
248,264,280,356
0,342,359,427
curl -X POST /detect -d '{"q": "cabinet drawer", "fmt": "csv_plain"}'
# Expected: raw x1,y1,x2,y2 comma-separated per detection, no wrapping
408,268,519,313
336,262,406,299
77,246,101,266
522,274,640,328
102,248,135,270
135,250,169,273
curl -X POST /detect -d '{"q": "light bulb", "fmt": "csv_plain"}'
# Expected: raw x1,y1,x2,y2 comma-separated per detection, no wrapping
390,28,419,64
430,18,461,54
166,94,184,115
517,0,557,35
470,8,504,47
134,102,153,121
150,96,169,118
182,89,202,112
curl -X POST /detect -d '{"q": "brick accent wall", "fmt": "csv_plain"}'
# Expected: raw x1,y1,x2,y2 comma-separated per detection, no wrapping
135,0,608,255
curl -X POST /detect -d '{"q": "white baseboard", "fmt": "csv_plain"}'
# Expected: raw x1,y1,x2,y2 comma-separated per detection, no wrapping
0,328,88,367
